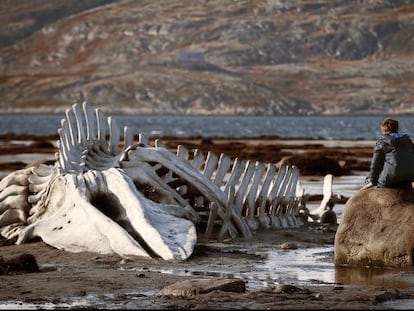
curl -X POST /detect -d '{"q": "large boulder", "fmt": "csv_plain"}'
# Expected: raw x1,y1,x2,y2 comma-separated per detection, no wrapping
334,187,414,267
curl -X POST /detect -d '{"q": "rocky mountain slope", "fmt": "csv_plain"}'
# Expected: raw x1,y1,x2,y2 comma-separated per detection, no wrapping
1,0,413,115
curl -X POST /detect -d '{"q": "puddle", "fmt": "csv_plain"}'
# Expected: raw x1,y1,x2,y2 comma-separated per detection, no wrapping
335,266,414,288
259,247,334,285
0,301,92,310
128,246,337,289
383,299,414,310
3,246,414,310
0,290,158,310
130,246,414,291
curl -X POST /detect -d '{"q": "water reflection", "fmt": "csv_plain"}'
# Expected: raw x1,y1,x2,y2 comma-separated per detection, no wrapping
335,266,414,288
131,247,336,290
131,247,414,291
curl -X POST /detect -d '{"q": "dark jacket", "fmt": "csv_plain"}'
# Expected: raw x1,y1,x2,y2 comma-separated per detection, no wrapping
368,132,414,187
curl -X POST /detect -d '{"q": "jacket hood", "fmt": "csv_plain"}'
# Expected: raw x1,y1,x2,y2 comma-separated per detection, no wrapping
388,132,404,139
383,133,411,147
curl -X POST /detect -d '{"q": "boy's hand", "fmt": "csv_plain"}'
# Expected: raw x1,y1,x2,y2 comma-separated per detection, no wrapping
360,182,373,190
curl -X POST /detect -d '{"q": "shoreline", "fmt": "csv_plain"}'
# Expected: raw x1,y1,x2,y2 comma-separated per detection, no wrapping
1,228,413,310
0,134,374,173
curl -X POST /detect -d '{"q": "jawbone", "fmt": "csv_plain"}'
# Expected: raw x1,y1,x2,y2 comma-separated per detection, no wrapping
16,168,196,261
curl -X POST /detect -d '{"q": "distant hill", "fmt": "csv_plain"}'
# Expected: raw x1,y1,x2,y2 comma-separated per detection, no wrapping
1,0,413,115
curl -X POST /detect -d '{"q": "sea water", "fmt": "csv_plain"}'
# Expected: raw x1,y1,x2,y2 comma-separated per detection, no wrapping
1,114,414,139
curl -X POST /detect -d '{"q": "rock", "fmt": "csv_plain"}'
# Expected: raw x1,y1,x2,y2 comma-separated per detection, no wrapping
314,292,324,300
372,289,406,305
334,187,414,267
272,284,303,293
280,242,298,250
0,253,39,275
320,210,337,225
158,278,246,297
277,153,349,176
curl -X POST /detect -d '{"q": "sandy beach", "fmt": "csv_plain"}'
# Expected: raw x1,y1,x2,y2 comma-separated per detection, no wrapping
0,134,413,310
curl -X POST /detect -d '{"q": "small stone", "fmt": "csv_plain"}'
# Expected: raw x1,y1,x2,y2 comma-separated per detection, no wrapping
280,242,298,250
333,286,344,290
372,291,398,305
159,278,246,297
272,284,302,293
0,253,39,275
74,289,87,296
314,292,323,300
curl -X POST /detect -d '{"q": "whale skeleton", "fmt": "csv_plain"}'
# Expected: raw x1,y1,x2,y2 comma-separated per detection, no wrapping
0,102,312,260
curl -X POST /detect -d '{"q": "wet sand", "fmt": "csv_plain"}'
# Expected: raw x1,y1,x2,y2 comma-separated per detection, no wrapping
1,134,413,310
3,230,414,310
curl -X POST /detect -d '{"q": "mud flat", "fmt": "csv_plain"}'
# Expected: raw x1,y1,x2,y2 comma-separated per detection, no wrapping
1,134,414,310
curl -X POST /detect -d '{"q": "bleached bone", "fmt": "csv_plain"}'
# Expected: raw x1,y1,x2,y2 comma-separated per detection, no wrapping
177,145,190,160
256,164,277,229
0,168,32,231
218,185,236,241
292,181,306,226
244,162,266,230
0,185,28,207
121,145,252,240
312,174,333,218
279,166,300,227
224,158,247,195
0,207,27,227
121,156,197,219
213,153,232,186
203,151,219,179
0,102,197,260
122,143,251,243
0,101,310,260
233,160,256,215
306,173,342,223
164,145,305,234
0,168,30,190
14,169,196,260
171,147,305,234
269,165,291,229
265,165,302,229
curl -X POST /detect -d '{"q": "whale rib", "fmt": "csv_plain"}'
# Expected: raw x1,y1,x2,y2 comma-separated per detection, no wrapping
0,101,311,259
